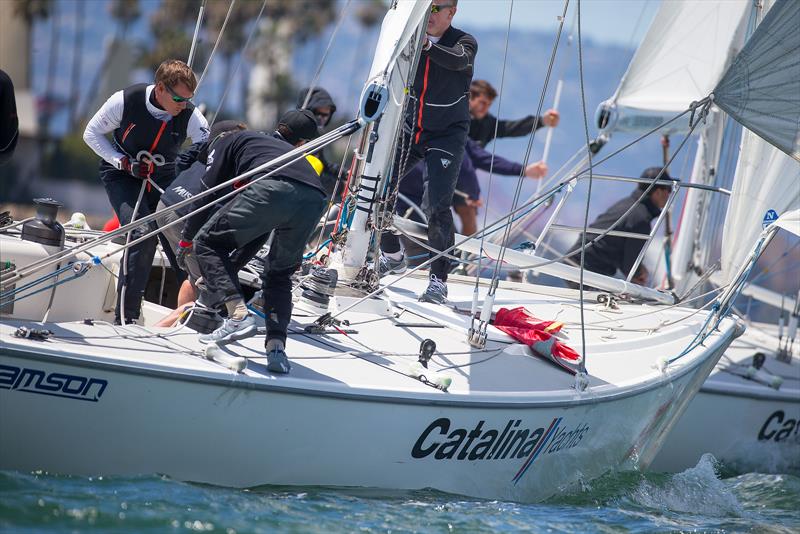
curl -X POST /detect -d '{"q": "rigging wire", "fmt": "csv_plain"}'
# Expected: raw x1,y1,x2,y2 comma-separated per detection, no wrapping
575,0,593,375
187,0,208,69
208,0,268,126
300,0,353,110
472,0,515,296
487,0,570,288
196,0,237,93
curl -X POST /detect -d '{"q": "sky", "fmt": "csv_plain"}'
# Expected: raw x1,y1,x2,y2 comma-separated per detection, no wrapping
454,0,659,47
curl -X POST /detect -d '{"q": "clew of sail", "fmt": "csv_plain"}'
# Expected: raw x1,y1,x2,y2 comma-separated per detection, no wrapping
601,0,750,135
713,0,800,162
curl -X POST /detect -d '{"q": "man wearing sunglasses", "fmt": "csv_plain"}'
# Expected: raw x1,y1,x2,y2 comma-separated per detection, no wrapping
83,59,209,324
379,0,477,305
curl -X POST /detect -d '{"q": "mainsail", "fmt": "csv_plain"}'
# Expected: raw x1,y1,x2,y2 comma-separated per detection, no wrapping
713,0,800,162
603,0,749,135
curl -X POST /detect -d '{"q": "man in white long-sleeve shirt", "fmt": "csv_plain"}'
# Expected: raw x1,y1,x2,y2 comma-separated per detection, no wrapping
83,59,209,324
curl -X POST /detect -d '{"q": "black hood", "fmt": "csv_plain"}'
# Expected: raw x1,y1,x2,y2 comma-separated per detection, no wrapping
297,87,337,127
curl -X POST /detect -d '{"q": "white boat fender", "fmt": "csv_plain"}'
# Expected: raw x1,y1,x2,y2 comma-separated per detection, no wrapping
745,365,783,390
204,343,247,373
407,361,452,392
64,212,91,230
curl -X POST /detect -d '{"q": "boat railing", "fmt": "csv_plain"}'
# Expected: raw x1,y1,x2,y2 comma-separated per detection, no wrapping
534,173,731,282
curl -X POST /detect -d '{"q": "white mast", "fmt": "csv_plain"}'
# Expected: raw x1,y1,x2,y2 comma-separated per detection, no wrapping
338,1,431,281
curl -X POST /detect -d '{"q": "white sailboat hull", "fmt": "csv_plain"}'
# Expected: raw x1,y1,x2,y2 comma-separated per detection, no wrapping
652,324,800,474
0,274,739,502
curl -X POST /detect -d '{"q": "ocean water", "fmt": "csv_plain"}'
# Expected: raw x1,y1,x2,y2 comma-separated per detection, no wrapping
1,455,798,533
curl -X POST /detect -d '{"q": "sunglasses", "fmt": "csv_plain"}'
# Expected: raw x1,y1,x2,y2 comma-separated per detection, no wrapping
431,3,454,13
164,84,193,104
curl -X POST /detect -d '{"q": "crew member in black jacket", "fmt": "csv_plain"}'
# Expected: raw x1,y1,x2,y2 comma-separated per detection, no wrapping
184,110,324,374
569,167,675,287
379,0,478,304
467,79,559,147
0,69,18,166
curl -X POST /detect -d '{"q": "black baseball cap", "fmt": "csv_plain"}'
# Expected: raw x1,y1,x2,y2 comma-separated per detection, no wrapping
277,109,320,144
638,167,678,190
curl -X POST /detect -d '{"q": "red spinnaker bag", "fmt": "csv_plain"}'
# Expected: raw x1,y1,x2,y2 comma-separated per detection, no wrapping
494,306,582,375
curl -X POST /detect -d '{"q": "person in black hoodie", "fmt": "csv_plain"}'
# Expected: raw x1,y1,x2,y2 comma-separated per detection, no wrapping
185,109,324,374
0,69,18,166
297,86,341,196
379,0,478,305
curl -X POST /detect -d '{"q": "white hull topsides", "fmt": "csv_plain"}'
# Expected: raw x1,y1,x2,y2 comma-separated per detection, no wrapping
652,323,800,474
0,255,741,502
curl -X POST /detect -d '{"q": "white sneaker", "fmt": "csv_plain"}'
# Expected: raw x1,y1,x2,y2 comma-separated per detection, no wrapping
199,314,257,345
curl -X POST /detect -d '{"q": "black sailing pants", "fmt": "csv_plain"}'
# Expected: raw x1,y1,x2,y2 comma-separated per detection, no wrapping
193,178,326,344
101,164,174,321
381,126,467,282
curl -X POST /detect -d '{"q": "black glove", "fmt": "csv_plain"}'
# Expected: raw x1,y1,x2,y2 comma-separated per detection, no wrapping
176,240,192,271
120,156,153,180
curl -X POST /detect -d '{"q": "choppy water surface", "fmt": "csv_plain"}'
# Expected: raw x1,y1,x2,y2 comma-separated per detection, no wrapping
1,455,798,533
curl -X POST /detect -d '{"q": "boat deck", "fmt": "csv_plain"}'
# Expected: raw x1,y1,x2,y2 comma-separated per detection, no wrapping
0,273,739,405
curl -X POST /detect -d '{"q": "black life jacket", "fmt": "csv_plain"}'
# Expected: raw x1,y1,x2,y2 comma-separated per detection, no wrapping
112,83,193,178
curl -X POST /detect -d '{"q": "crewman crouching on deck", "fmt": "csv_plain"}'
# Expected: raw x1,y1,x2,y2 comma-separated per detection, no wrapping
183,110,325,374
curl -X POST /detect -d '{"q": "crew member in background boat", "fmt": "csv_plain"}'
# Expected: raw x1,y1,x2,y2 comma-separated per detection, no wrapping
468,79,559,148
297,87,341,196
0,69,19,166
155,120,247,308
568,167,675,287
399,139,548,237
379,0,478,305
180,110,324,374
83,59,209,324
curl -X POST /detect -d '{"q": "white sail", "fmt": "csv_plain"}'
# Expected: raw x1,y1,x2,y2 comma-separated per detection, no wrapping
713,0,800,162
604,0,750,135
720,130,800,284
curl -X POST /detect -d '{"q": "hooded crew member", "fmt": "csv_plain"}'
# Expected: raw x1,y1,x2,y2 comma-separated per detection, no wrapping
82,59,209,324
297,87,341,196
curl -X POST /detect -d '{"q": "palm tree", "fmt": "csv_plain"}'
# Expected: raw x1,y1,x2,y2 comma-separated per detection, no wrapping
247,0,337,130
204,0,262,119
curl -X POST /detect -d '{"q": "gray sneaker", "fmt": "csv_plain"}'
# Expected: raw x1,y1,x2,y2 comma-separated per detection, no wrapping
419,275,448,304
266,348,291,374
378,254,407,277
199,314,257,345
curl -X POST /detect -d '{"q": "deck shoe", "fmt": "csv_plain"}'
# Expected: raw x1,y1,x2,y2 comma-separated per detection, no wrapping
199,313,257,345
266,348,291,374
419,274,448,304
378,254,407,277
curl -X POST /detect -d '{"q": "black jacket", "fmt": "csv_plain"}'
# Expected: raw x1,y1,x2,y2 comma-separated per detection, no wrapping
469,112,545,147
411,25,477,138
574,190,662,277
0,69,18,166
181,131,323,241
